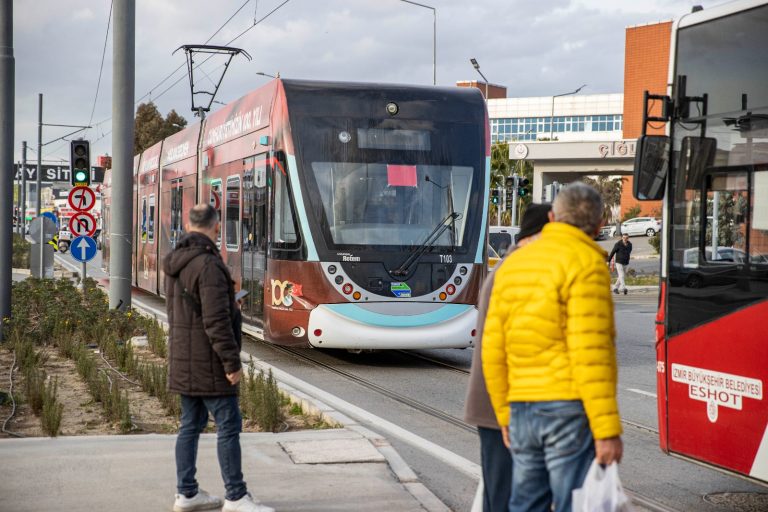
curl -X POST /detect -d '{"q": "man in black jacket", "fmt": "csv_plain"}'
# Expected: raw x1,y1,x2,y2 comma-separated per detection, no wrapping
608,233,633,295
165,204,273,512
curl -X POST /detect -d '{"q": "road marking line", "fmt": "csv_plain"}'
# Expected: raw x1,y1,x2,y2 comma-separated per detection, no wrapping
627,388,657,398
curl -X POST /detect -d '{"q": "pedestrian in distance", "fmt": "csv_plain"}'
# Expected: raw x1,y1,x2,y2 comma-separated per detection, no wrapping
482,183,623,512
165,203,274,512
464,203,552,512
608,233,633,295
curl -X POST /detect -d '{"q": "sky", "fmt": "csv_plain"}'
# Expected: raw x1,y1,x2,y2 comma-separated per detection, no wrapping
12,0,701,164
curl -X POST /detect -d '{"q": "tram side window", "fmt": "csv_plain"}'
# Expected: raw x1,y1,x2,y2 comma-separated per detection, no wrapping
171,185,183,238
210,182,222,246
141,196,147,242
272,158,299,248
226,177,240,249
148,194,156,243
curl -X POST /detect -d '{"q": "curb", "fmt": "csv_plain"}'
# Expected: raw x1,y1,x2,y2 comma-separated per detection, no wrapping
239,351,450,512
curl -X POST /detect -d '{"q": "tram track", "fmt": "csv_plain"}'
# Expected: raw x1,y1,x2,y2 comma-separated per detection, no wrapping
251,339,477,434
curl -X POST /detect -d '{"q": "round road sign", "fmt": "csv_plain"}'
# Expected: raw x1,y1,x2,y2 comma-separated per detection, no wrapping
69,211,97,237
68,186,97,212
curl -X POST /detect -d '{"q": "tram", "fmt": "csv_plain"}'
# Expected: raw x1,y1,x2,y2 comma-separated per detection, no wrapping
102,79,490,350
633,0,768,483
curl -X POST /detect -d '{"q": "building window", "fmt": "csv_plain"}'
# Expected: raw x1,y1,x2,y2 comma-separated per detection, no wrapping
490,114,623,143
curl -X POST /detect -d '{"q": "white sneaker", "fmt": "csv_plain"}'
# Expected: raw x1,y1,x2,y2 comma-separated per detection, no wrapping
173,489,223,512
222,492,275,512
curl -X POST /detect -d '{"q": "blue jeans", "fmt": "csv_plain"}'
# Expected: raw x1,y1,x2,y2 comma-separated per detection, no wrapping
478,427,513,512
508,401,595,512
176,394,247,501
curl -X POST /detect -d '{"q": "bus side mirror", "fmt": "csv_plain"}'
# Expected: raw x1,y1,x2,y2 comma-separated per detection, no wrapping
633,135,670,201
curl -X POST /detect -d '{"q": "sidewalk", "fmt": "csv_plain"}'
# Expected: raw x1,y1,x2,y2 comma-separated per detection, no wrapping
0,427,445,512
3,268,449,512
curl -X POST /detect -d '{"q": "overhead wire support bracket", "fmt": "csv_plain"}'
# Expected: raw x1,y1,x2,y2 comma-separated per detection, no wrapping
173,44,252,118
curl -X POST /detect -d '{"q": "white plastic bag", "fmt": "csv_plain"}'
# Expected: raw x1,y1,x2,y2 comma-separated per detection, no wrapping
572,460,632,512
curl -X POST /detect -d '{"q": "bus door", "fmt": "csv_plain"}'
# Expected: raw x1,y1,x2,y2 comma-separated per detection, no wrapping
241,154,268,327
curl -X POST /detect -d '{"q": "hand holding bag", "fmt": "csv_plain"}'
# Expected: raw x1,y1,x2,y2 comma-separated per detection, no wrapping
572,460,632,512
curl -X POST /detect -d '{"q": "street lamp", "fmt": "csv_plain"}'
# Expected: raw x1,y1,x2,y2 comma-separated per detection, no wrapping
256,71,278,79
549,84,586,140
470,58,489,100
400,0,436,85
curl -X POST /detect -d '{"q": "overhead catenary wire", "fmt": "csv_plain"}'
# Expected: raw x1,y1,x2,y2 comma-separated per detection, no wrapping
44,0,259,161
85,0,114,139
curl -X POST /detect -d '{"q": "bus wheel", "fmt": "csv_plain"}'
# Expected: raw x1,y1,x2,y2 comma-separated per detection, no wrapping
685,274,703,289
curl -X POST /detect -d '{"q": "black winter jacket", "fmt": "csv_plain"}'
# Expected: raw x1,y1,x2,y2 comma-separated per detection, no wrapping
608,240,633,265
164,232,241,396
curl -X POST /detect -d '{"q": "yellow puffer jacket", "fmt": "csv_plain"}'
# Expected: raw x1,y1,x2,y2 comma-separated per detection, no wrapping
481,222,622,440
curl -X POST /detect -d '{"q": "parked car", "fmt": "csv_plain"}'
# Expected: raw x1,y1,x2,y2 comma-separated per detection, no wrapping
671,247,768,288
489,226,520,256
487,244,501,271
596,225,617,240
620,217,661,237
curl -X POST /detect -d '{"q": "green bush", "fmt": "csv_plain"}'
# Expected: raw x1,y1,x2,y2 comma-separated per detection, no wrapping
12,233,30,269
649,232,660,254
240,359,285,432
622,204,642,222
41,378,64,437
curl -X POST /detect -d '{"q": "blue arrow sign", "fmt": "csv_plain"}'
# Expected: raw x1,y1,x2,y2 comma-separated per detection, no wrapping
41,211,58,228
71,236,98,263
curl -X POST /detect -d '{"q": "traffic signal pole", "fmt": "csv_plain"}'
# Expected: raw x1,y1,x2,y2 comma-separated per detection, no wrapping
109,0,135,311
0,0,14,340
511,176,519,227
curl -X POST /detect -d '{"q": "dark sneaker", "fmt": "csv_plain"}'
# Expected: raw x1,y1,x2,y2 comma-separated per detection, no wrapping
173,489,223,512
623,289,628,295
613,289,619,294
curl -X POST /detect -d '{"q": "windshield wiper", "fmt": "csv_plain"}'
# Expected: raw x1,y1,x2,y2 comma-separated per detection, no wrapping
390,211,461,278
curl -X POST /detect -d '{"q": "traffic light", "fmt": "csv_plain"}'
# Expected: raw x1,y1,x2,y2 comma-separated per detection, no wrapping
70,140,91,186
505,175,518,196
491,188,500,204
518,177,530,197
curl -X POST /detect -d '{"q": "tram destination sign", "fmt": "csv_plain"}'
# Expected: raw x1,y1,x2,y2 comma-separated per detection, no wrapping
13,164,104,183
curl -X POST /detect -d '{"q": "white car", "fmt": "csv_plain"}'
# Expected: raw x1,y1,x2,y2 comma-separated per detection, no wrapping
620,217,661,237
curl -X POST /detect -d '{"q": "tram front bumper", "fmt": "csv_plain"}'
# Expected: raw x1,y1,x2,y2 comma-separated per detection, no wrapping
307,302,477,350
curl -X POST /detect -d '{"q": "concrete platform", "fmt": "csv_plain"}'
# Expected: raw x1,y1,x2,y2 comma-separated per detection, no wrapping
0,429,438,512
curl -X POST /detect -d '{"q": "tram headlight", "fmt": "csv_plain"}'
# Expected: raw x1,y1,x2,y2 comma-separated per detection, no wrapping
328,265,337,274
335,275,344,285
454,276,462,286
459,266,468,276
386,102,399,116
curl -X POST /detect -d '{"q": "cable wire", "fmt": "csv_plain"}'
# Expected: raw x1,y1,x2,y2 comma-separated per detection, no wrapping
86,0,114,137
1,351,24,438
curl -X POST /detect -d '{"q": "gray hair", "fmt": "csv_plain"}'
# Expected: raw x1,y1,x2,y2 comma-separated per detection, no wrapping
189,203,219,229
552,182,603,235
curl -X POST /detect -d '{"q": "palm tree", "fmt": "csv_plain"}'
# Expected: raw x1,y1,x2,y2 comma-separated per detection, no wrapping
490,143,511,188
582,175,624,223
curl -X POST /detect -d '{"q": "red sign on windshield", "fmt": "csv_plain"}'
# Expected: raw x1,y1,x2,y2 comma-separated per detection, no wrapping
386,164,417,187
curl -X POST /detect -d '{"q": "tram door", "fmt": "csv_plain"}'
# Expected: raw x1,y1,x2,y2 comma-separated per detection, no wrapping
241,154,268,327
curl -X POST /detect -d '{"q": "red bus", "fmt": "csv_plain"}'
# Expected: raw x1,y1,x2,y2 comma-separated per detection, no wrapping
102,79,491,350
633,0,768,483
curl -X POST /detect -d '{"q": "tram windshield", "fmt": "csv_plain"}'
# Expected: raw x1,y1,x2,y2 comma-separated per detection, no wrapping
294,115,484,252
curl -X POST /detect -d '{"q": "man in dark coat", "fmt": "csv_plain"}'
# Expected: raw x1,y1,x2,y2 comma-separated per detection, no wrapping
608,233,633,295
165,204,273,512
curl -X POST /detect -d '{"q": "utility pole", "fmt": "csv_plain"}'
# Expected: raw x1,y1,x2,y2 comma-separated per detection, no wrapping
110,0,135,311
511,175,520,227
0,0,13,340
36,93,44,275
20,141,26,235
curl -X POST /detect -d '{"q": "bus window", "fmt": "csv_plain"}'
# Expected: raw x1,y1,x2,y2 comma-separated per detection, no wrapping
750,170,768,263
226,176,240,250
704,173,748,263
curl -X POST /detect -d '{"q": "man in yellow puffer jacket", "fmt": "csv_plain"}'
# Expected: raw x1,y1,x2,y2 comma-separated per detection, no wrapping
482,183,623,512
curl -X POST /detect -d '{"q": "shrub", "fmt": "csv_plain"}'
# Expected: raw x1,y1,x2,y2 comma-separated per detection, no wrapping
622,205,642,222
240,359,285,432
649,232,660,254
41,378,64,437
12,233,30,269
